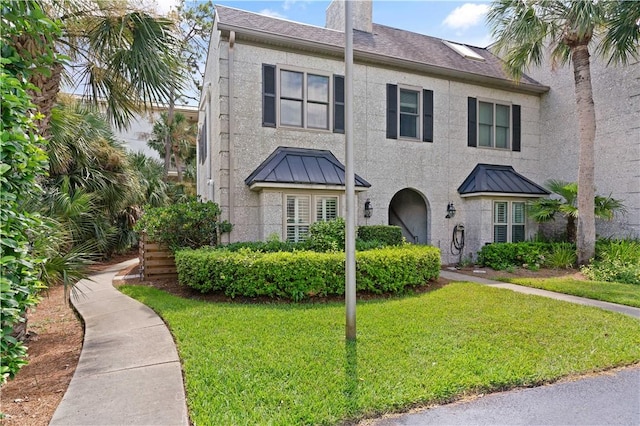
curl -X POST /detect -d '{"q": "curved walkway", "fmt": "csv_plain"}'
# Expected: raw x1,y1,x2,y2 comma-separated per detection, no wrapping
50,259,188,426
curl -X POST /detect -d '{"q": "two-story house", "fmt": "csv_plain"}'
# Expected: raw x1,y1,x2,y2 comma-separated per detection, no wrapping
196,1,637,264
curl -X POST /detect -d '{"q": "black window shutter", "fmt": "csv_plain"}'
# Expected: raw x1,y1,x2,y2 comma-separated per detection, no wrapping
334,75,345,134
512,104,521,152
423,89,433,142
262,64,276,127
468,97,477,147
386,84,398,139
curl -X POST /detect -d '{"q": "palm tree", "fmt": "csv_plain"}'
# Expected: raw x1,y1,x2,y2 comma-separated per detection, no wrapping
10,0,184,137
147,112,197,182
487,0,640,264
528,180,625,243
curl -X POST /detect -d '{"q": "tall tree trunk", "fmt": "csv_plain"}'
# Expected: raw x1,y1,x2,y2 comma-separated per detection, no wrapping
13,34,63,138
163,90,176,181
571,44,596,265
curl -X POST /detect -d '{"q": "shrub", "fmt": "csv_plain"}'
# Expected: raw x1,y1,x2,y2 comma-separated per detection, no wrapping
219,241,299,253
581,239,640,285
545,243,577,269
357,225,403,246
134,200,232,251
477,242,550,270
302,217,346,252
175,245,441,301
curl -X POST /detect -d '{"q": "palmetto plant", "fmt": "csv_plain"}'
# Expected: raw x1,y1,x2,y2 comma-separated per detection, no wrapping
487,0,640,264
528,180,625,243
10,0,184,136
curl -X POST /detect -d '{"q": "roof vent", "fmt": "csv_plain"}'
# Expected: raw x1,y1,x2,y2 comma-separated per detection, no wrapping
443,40,485,61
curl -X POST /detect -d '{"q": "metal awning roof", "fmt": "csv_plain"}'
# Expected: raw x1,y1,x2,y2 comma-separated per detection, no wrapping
458,164,549,197
245,146,371,189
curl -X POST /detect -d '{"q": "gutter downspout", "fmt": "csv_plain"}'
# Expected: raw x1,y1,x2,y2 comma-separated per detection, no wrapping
227,30,235,243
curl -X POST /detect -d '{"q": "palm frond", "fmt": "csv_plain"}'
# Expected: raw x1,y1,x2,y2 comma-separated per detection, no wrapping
598,0,640,65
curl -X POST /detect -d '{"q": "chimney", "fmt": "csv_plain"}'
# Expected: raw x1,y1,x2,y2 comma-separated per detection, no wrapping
326,0,372,33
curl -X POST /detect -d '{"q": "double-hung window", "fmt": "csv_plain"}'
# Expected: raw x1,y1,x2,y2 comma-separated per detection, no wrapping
386,84,434,142
285,194,340,242
263,64,345,131
478,101,510,148
399,89,420,139
493,201,526,243
468,97,521,151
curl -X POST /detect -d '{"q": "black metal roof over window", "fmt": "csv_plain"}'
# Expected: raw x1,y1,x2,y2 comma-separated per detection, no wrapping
245,146,371,189
458,164,549,196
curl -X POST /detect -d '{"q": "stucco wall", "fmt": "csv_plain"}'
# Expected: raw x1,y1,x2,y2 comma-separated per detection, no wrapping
527,57,640,239
199,36,546,263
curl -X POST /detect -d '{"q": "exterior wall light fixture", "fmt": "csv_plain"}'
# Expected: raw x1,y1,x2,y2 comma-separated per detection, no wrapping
445,202,456,219
364,199,373,218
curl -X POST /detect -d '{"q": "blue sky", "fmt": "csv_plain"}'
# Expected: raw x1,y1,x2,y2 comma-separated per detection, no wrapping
158,1,494,47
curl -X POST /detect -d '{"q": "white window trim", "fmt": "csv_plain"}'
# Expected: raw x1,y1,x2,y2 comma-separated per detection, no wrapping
276,65,333,131
493,200,526,243
477,98,512,150
283,192,342,242
397,84,422,141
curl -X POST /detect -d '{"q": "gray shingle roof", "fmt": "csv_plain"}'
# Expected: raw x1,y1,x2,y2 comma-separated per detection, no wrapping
214,5,546,91
245,146,371,188
458,164,549,196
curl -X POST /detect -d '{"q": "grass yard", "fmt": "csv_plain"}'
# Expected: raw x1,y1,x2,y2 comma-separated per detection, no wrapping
497,277,640,308
120,283,640,425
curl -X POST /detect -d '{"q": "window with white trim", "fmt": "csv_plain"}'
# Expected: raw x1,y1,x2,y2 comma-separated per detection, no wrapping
478,101,511,149
399,88,420,139
280,70,330,130
493,201,526,243
285,194,340,242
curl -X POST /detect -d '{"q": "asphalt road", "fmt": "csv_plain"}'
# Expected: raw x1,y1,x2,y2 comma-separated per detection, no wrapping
372,366,640,426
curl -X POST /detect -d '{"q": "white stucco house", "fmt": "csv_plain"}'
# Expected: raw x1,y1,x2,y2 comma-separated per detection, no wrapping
196,1,639,264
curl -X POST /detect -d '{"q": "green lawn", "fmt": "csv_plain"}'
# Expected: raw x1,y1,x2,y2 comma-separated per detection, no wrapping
497,277,640,308
120,283,640,425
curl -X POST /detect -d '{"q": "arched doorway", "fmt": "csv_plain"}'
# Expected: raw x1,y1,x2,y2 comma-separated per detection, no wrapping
388,188,429,244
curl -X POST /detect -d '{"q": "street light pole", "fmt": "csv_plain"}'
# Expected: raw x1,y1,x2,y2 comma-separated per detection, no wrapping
345,0,356,341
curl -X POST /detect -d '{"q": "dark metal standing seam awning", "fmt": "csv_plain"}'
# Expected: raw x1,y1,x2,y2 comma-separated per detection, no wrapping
245,146,371,190
457,163,549,197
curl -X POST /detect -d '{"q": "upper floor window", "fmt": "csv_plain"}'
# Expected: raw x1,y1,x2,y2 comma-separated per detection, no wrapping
387,84,433,142
479,101,510,148
280,70,330,129
493,201,525,243
262,64,344,133
468,97,521,152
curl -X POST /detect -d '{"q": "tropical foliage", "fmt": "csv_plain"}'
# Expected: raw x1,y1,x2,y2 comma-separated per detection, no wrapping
147,112,197,183
487,0,640,264
528,180,625,244
0,0,60,382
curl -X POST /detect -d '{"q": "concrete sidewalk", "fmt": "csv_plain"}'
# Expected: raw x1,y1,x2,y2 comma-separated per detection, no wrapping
50,259,188,426
50,261,638,425
440,269,640,318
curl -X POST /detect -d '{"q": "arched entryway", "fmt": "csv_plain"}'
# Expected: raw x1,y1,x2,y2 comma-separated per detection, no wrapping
388,188,429,244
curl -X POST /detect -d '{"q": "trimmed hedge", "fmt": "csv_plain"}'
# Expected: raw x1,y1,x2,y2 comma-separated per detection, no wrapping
175,245,441,301
477,242,551,270
358,225,403,246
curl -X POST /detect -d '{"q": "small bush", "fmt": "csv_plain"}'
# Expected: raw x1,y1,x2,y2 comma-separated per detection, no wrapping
302,217,346,252
477,242,550,270
581,239,640,285
134,200,232,251
358,225,403,246
545,243,577,269
175,245,441,301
